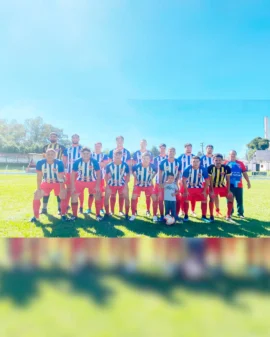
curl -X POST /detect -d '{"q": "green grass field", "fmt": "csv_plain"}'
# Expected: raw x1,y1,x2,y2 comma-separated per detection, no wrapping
0,174,269,238
0,265,269,337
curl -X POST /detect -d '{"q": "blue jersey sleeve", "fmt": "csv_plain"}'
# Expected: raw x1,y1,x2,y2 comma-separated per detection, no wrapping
126,150,131,161
103,154,109,162
153,157,158,169
72,159,80,172
159,160,165,171
132,151,137,161
63,148,68,157
202,168,209,179
152,164,158,173
125,164,130,174
57,160,64,173
93,159,100,171
36,160,43,171
182,167,190,179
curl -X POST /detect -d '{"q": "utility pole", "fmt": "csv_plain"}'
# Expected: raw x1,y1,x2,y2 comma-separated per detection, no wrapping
200,142,204,155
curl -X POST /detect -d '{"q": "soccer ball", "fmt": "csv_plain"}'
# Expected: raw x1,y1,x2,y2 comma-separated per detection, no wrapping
165,215,175,226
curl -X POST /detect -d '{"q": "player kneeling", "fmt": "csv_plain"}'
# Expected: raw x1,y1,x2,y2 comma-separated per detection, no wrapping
129,152,159,223
104,150,130,219
181,156,210,222
208,154,234,222
70,147,103,221
30,149,67,222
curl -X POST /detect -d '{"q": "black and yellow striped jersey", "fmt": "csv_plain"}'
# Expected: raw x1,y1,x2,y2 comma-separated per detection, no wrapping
207,164,231,188
42,143,66,160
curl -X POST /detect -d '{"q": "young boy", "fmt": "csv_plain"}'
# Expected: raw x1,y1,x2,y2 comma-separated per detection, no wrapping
164,173,179,220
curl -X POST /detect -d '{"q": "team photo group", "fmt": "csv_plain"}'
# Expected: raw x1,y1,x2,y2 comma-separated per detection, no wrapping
30,132,251,225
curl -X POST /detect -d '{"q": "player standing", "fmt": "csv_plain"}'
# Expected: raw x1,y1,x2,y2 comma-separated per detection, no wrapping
88,142,109,214
208,154,234,222
129,152,158,222
70,147,103,221
41,132,66,215
153,144,168,219
200,145,222,217
132,139,153,216
62,134,83,213
104,150,130,220
30,149,67,222
181,156,210,222
178,143,195,217
159,147,181,222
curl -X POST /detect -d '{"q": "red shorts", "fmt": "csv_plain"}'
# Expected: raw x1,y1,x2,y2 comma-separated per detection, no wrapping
212,187,229,198
133,186,154,197
181,188,208,202
75,181,97,195
108,185,125,195
153,184,164,198
65,172,79,186
40,182,60,196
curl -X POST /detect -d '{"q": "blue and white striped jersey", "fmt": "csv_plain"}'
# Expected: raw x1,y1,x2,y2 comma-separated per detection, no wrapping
132,163,157,187
63,145,83,173
92,152,109,178
153,155,168,183
109,148,131,163
72,158,100,182
178,154,195,176
106,162,130,186
182,165,209,188
132,150,153,164
200,155,214,169
159,159,180,184
36,159,64,183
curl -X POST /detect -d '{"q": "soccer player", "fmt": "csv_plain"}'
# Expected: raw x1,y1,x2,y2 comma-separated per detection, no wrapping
159,147,181,222
181,156,210,222
104,150,130,220
153,144,168,219
70,147,103,221
208,154,234,222
200,145,222,217
87,142,109,215
62,134,83,213
129,152,158,222
30,149,67,223
178,143,196,217
132,139,153,216
41,132,66,215
224,150,251,219
109,136,132,166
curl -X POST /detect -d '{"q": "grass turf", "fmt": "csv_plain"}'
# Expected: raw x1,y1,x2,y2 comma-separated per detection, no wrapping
0,174,269,238
0,265,269,337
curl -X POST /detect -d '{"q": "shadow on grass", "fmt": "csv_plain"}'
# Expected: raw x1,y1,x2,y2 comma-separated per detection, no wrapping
0,265,269,308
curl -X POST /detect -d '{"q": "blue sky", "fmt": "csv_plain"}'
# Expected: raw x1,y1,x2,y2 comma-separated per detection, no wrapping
0,0,270,157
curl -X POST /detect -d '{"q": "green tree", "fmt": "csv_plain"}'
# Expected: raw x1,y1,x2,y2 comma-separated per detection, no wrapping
151,146,159,157
247,137,270,160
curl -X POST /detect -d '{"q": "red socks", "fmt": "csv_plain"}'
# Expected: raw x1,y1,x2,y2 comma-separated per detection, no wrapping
209,201,214,217
79,193,84,209
131,199,138,215
72,202,78,217
201,203,207,217
227,202,233,217
33,200,41,218
184,202,189,216
191,200,196,212
119,195,124,213
95,200,101,216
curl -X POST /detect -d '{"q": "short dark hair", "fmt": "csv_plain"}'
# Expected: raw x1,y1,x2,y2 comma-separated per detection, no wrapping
167,173,174,177
114,150,122,156
214,153,223,160
72,134,80,138
50,132,58,137
116,136,124,141
95,142,102,146
192,156,200,160
159,143,166,148
81,147,91,153
185,143,192,148
206,144,214,149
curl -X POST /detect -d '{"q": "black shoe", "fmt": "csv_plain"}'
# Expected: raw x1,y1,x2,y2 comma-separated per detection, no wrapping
183,215,189,222
30,217,39,223
125,214,129,220
96,215,103,222
209,216,215,222
61,215,69,222
158,215,165,222
39,208,47,215
79,207,83,214
202,216,211,223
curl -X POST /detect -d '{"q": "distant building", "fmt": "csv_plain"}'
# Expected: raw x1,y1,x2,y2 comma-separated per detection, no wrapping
248,150,270,171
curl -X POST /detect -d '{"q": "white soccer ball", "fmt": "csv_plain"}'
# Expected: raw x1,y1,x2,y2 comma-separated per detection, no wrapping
165,215,175,226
